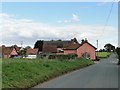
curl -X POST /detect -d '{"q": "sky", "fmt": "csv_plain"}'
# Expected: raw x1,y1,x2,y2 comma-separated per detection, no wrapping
0,2,118,49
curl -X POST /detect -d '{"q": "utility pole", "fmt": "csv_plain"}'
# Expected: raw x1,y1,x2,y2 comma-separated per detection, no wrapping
97,40,98,57
97,40,98,51
21,41,23,48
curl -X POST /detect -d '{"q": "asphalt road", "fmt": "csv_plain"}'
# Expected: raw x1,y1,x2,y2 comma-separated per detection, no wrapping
33,53,119,88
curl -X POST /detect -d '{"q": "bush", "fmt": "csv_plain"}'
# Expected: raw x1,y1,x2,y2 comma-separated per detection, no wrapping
48,54,77,60
116,47,120,65
48,55,56,59
43,64,50,67
96,56,100,61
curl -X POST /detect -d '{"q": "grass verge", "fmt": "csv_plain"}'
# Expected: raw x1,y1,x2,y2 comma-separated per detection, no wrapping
2,58,93,89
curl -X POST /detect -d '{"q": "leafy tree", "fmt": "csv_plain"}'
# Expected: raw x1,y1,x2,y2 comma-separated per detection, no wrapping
104,43,115,52
34,40,43,51
57,39,62,41
25,46,31,50
18,48,27,57
116,47,120,65
99,49,106,52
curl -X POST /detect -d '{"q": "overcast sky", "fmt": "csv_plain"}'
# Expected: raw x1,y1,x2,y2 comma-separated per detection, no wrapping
0,2,118,49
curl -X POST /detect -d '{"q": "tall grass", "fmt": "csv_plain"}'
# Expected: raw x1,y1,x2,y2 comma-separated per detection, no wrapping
2,58,94,89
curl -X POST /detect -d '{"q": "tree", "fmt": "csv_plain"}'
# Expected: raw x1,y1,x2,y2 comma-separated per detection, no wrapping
99,49,106,52
25,46,31,50
104,43,115,52
34,40,43,51
57,39,62,41
17,48,27,57
116,47,120,65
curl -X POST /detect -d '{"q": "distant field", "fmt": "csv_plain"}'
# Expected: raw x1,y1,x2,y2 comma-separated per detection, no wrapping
2,58,94,89
96,52,111,58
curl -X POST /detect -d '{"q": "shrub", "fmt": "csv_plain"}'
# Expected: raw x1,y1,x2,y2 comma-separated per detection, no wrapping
116,47,120,65
48,55,56,59
43,64,50,67
96,56,100,61
48,54,77,60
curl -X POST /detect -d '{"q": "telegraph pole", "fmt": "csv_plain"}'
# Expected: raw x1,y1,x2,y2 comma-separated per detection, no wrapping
96,40,98,57
21,41,23,48
97,40,98,51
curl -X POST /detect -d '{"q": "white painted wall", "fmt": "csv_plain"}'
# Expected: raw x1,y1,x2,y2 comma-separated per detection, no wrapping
26,55,37,59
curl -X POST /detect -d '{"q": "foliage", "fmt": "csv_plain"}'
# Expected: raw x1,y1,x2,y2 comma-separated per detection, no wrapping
48,54,78,60
57,39,62,41
34,40,43,51
116,47,120,65
17,48,27,57
25,46,31,50
104,43,115,52
99,49,106,52
2,58,94,88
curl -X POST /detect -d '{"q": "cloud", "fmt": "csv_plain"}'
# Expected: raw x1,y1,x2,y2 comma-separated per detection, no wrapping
0,13,118,49
72,14,80,22
57,14,80,23
96,0,116,6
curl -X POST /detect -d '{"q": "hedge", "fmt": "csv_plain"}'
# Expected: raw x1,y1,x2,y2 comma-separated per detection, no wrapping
48,54,78,60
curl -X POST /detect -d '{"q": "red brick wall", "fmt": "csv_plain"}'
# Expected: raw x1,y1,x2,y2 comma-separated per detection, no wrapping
64,50,77,55
77,43,96,60
4,48,18,58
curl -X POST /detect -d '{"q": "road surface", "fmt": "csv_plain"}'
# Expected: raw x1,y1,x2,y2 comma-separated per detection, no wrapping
33,53,119,88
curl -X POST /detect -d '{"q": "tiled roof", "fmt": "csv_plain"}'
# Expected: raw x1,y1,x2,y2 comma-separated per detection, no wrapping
26,48,38,55
0,46,15,55
43,41,72,48
0,45,21,55
13,45,21,51
42,44,57,53
63,41,96,50
63,43,80,50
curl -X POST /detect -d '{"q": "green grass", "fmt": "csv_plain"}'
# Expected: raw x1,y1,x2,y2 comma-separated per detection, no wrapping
2,58,94,89
96,52,111,58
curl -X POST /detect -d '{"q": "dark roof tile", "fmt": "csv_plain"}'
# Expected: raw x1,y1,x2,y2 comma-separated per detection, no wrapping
42,45,57,53
63,43,80,50
26,48,38,55
63,41,96,50
43,41,72,48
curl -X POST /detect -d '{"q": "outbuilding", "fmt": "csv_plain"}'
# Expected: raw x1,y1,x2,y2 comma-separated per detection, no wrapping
64,40,96,60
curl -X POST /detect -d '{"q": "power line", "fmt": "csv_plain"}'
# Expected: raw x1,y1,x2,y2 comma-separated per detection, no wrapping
99,0,115,38
98,0,115,49
103,0,115,31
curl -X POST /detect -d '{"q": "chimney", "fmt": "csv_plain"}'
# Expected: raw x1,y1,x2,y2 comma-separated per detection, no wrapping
71,38,78,44
85,38,88,42
81,39,85,43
